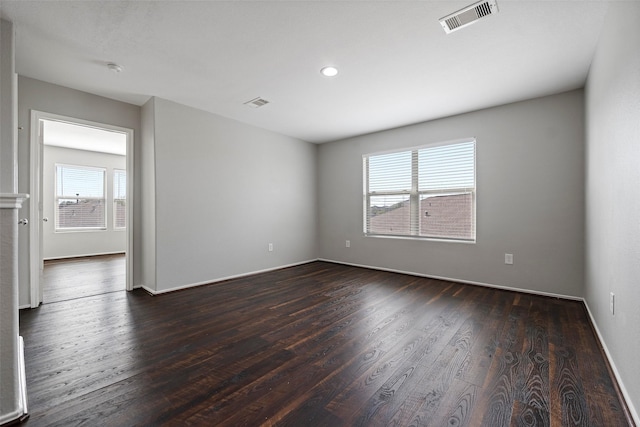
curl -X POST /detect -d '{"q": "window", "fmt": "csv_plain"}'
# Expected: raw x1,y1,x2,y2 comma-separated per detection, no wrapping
363,139,476,242
55,164,106,230
113,169,126,229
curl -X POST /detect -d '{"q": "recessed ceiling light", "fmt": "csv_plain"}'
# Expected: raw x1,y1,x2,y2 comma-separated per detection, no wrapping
107,62,123,73
320,66,338,77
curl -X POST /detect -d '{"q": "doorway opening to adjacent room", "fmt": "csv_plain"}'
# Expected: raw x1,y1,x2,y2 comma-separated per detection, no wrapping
29,111,134,306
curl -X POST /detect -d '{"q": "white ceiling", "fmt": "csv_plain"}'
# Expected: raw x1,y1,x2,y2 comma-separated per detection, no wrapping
43,120,127,156
1,1,613,143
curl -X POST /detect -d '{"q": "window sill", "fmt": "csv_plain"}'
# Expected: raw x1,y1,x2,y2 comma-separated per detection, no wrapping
364,233,476,244
55,228,107,233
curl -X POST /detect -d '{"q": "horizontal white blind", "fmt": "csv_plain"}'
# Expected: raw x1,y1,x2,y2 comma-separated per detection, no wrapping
368,151,412,192
56,164,105,198
418,141,475,191
419,192,474,239
113,169,126,199
367,195,411,235
114,169,126,229
55,164,106,229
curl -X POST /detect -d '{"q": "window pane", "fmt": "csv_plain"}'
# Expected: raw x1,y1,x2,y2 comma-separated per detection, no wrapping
368,151,412,192
368,195,410,235
114,200,126,229
418,142,475,190
56,165,104,198
113,169,127,229
419,193,474,240
56,198,105,229
114,169,126,199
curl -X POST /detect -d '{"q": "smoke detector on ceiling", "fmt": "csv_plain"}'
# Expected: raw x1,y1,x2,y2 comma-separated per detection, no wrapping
107,62,123,73
244,97,270,108
439,0,499,34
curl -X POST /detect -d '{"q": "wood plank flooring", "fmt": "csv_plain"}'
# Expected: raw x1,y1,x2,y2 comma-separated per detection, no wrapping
19,261,632,426
42,254,125,303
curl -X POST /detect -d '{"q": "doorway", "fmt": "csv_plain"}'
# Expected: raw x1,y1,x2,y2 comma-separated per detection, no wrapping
43,255,125,303
30,111,134,307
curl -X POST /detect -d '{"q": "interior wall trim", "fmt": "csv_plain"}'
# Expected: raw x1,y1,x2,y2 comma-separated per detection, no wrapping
136,259,318,295
583,301,639,426
318,258,583,301
43,251,125,262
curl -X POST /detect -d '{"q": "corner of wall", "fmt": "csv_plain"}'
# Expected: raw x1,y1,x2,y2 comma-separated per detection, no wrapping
584,2,640,424
139,97,157,291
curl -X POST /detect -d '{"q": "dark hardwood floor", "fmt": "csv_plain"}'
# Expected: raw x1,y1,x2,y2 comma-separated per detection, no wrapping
19,261,632,426
42,254,125,303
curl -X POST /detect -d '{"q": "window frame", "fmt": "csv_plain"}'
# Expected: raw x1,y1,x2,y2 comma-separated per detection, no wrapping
54,163,107,232
363,138,476,242
113,168,127,230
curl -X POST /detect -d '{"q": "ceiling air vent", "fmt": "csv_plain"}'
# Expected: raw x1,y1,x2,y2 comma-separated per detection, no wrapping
244,97,270,108
439,0,498,34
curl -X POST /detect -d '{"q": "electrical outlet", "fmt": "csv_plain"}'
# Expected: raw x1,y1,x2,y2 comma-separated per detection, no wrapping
505,253,513,265
610,292,615,315
346,240,351,248
268,243,273,252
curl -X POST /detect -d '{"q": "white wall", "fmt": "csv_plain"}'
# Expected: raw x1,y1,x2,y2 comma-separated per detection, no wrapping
17,76,141,307
0,20,17,193
585,2,640,423
0,18,27,425
318,90,585,298
42,145,126,259
143,98,318,292
140,98,157,290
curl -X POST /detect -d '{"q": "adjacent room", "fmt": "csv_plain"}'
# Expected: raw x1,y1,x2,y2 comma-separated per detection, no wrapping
41,119,128,303
0,1,638,426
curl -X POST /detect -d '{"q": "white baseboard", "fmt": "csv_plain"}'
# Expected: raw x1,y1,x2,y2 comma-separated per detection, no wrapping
583,301,639,426
318,258,582,301
0,407,24,426
0,337,28,426
18,336,28,417
137,259,318,295
44,251,125,261
138,285,155,295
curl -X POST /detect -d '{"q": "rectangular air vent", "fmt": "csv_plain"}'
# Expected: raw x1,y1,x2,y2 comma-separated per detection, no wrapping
244,97,270,108
439,0,498,34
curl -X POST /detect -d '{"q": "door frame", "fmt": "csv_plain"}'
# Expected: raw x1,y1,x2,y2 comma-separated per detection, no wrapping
29,110,134,307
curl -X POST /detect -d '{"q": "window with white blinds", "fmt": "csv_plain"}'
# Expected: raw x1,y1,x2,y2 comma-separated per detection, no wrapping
55,164,106,230
113,169,126,229
363,139,476,241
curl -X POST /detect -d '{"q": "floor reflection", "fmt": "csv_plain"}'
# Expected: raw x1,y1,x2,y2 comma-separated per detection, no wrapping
43,254,125,303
